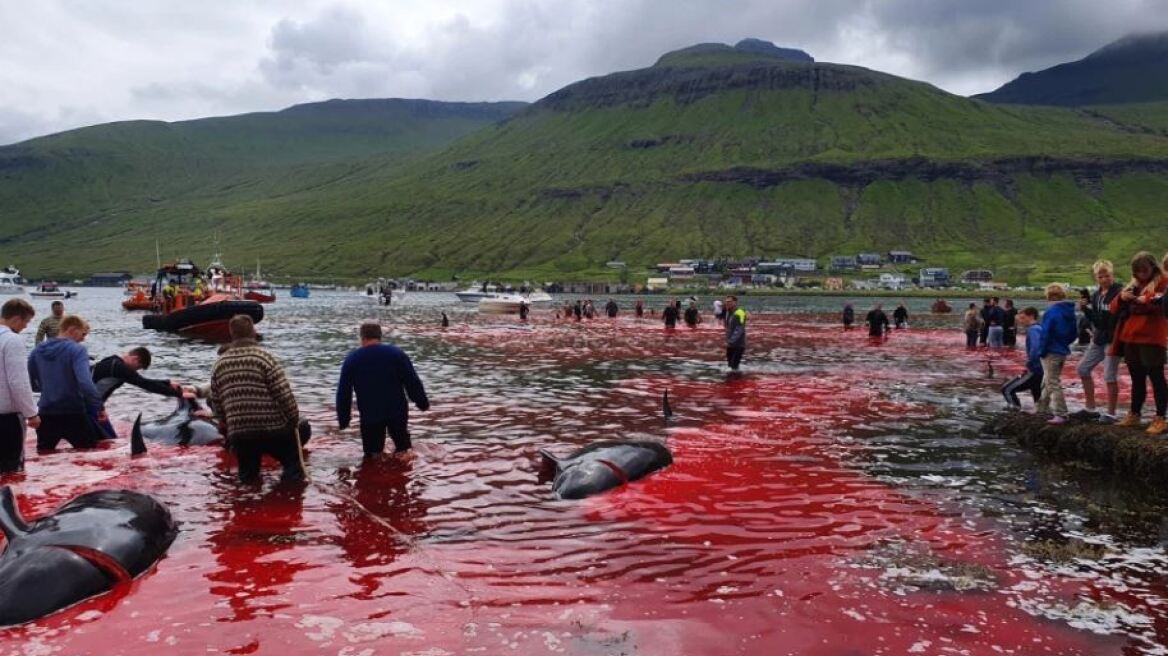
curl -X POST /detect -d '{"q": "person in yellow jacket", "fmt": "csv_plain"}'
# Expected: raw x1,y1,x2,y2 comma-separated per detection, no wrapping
724,295,747,370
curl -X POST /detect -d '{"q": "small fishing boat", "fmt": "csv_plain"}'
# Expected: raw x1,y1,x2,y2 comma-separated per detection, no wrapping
0,267,25,296
29,282,76,299
244,261,276,303
290,283,310,299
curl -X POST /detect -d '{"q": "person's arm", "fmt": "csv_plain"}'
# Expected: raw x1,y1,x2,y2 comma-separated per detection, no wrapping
4,341,37,419
113,359,180,397
73,348,104,416
1038,311,1053,356
27,350,41,394
727,316,745,345
398,352,429,411
264,355,299,427
34,320,47,345
336,355,353,429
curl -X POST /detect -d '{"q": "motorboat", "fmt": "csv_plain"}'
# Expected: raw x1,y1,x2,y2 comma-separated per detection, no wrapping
455,281,501,303
290,283,310,299
478,292,554,314
30,282,77,299
141,259,263,342
363,278,401,304
0,267,25,295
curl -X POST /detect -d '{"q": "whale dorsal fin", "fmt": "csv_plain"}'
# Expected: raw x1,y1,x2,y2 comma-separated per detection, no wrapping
663,389,673,418
538,448,564,473
0,486,29,539
131,414,147,456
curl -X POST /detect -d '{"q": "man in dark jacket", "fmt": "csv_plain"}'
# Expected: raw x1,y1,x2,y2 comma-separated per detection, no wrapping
978,298,993,346
27,315,106,451
1076,260,1124,422
724,295,746,370
336,322,429,456
92,346,182,438
866,304,890,339
1002,299,1018,348
662,301,679,329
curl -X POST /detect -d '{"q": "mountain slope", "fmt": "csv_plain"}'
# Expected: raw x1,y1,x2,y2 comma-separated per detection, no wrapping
3,40,1168,284
0,99,525,269
976,32,1168,106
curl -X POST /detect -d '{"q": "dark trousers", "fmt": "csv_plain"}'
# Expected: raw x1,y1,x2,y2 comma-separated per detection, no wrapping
360,420,412,455
1003,328,1017,348
1001,371,1043,408
0,414,24,473
1129,364,1168,417
232,434,306,483
726,347,745,370
36,414,100,451
965,330,978,350
979,323,989,345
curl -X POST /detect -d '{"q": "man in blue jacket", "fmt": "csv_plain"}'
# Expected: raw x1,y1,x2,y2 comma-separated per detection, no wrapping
27,315,107,451
1035,285,1079,424
336,322,429,456
1001,308,1043,409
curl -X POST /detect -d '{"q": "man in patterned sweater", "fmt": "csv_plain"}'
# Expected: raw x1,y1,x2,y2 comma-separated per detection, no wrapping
210,315,305,483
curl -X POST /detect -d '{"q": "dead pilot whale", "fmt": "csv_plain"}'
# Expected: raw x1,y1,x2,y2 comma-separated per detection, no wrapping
540,441,673,499
0,486,177,626
130,397,313,455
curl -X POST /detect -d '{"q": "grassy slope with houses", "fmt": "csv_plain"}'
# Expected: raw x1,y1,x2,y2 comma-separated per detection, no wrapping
2,43,1168,286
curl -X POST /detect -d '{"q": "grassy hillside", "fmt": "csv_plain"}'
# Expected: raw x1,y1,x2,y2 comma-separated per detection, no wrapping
0,99,525,275
3,42,1168,285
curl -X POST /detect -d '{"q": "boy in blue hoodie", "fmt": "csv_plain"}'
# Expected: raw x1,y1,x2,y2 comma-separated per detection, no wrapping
27,315,106,451
1035,285,1079,424
1001,308,1043,409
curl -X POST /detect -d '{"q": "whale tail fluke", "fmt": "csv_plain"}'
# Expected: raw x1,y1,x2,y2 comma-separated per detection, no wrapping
131,415,147,456
663,389,673,419
0,486,29,539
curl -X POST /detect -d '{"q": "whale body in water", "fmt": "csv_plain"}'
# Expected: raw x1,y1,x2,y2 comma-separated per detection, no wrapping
130,398,313,455
540,440,673,499
0,486,177,626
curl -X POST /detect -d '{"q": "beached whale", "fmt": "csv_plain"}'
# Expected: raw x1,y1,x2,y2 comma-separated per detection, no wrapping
130,398,313,454
539,440,673,499
0,486,177,626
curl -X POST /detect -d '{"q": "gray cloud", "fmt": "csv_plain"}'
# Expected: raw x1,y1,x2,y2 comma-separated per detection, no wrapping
2,0,1167,145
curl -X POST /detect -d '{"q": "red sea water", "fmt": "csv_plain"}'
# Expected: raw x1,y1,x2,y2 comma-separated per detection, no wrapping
1,290,1166,655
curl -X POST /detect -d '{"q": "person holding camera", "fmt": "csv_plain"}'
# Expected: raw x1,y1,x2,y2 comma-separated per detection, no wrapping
1111,252,1168,434
1075,260,1123,422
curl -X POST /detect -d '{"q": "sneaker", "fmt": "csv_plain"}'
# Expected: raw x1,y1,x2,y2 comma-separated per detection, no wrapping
1098,413,1118,425
1117,414,1142,428
1147,418,1168,435
1047,415,1067,425
1070,409,1100,420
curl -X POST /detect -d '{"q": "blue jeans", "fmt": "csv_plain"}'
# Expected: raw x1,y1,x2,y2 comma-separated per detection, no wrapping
987,326,1004,348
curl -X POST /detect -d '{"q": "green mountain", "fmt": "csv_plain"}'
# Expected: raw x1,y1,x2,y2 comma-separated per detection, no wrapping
3,39,1168,285
976,32,1168,106
0,99,525,275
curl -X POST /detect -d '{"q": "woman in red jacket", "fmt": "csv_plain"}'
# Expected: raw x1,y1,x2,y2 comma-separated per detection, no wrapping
1111,251,1168,434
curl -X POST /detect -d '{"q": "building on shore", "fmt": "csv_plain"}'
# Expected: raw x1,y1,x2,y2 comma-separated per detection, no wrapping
887,250,918,264
918,267,951,288
960,269,994,285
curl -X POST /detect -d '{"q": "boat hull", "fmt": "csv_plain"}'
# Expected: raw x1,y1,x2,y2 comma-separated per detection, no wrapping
143,300,264,342
244,290,276,303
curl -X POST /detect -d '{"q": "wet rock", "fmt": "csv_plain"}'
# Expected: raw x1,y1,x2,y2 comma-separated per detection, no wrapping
984,412,1168,483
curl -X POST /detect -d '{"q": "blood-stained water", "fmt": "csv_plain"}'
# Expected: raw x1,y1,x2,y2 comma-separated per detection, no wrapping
1,291,1166,655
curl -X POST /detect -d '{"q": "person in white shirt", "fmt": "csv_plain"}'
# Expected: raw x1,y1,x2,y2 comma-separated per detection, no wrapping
0,299,41,472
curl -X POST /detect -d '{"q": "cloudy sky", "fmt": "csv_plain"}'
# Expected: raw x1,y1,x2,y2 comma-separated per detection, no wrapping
2,0,1167,145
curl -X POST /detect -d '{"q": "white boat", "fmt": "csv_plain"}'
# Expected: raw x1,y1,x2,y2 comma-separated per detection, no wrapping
0,267,25,296
29,282,76,299
455,281,501,303
478,292,554,314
